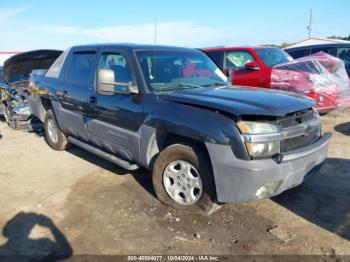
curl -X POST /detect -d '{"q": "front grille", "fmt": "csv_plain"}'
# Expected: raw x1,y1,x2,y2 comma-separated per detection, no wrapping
281,128,320,152
277,109,321,152
277,109,314,128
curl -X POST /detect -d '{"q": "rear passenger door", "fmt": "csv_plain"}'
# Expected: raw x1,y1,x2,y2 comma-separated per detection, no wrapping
85,51,144,162
56,50,98,141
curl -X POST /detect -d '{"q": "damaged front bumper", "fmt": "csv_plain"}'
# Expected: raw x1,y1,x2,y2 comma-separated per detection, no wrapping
0,102,42,131
206,132,332,203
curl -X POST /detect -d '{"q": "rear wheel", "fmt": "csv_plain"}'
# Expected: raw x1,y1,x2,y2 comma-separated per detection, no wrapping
152,143,221,215
44,110,69,151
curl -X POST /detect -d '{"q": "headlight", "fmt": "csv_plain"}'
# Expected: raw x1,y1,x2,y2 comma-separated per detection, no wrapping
237,121,280,134
237,121,281,158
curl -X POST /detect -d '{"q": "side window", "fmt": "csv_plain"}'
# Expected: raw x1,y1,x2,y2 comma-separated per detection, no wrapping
224,51,255,70
66,52,96,85
205,51,223,68
287,48,310,58
311,47,336,56
337,47,350,66
97,53,133,91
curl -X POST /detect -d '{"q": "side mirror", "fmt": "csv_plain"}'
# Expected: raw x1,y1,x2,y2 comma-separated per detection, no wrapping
245,61,259,70
97,69,116,95
97,68,139,95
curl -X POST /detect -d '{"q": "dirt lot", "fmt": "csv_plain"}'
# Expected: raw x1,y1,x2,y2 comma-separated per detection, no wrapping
0,109,349,258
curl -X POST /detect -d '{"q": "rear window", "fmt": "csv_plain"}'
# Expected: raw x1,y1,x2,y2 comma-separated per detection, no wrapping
66,52,96,85
287,48,310,59
337,47,350,66
311,46,337,56
46,49,70,78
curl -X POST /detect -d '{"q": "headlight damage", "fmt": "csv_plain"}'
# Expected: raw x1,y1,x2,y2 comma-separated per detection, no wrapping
237,109,321,160
237,121,281,158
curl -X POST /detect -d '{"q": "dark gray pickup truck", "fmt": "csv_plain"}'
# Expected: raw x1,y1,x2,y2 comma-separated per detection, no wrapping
29,44,331,215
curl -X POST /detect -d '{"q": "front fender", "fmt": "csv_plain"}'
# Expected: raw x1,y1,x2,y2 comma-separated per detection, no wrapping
140,100,249,168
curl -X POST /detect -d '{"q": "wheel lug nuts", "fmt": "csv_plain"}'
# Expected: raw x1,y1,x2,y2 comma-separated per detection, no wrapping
187,178,190,181
182,174,185,177
177,176,180,180
187,184,190,188
177,183,180,186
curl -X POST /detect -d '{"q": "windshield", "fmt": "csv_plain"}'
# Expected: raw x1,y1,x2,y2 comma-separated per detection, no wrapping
136,50,229,91
256,48,293,67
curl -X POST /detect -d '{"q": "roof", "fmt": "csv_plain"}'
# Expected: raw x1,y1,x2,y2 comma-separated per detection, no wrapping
71,43,196,52
201,46,275,51
285,38,350,49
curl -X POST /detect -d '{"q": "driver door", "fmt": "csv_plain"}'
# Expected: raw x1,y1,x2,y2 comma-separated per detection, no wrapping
224,50,262,87
85,51,144,162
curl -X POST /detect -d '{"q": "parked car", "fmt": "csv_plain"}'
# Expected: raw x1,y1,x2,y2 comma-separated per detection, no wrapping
29,44,331,215
0,50,62,130
284,43,350,77
271,52,350,112
202,46,349,113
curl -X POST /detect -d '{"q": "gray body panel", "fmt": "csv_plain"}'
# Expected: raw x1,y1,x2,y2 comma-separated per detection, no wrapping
206,133,331,203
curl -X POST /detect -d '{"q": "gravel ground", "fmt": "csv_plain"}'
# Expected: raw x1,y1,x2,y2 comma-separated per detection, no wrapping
0,109,349,258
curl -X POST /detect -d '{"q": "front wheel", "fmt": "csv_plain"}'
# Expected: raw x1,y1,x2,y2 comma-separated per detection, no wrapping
44,110,69,151
152,143,221,215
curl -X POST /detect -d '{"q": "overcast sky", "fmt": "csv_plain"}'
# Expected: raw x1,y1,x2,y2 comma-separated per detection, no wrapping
0,0,349,51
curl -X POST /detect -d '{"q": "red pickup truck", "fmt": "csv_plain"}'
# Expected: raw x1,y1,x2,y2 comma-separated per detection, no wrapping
202,46,350,113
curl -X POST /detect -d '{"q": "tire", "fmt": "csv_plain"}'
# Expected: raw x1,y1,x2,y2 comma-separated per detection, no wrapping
44,110,69,151
152,143,221,215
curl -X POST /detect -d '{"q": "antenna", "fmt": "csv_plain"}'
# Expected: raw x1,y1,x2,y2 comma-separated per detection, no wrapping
307,9,313,39
154,18,157,45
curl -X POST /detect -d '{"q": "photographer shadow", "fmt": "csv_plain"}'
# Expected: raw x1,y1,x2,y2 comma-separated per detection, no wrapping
334,122,350,136
0,212,73,261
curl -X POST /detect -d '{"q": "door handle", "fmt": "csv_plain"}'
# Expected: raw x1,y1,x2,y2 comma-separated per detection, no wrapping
89,96,96,104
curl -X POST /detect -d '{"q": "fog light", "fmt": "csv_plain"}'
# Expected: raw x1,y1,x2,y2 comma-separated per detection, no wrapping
254,180,282,199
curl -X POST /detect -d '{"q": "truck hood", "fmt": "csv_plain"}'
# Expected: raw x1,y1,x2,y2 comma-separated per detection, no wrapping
3,49,62,84
158,86,315,117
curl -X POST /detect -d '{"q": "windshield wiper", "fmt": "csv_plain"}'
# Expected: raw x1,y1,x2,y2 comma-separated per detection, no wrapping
159,83,202,91
202,82,228,87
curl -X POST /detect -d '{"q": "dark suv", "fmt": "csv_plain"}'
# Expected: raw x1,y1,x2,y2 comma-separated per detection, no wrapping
29,44,331,215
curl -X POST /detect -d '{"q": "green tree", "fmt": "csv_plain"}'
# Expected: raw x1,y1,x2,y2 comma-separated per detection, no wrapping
327,35,350,41
262,42,295,49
